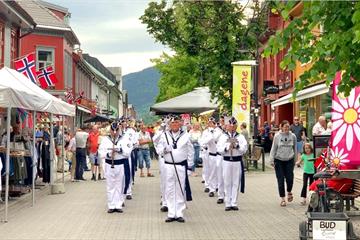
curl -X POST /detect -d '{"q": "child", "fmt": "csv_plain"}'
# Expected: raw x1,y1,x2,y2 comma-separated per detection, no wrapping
296,143,315,205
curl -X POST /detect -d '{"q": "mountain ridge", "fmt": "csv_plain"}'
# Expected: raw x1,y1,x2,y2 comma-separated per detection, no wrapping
123,66,160,123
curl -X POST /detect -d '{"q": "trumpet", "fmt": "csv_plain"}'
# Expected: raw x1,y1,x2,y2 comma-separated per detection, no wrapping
227,137,239,150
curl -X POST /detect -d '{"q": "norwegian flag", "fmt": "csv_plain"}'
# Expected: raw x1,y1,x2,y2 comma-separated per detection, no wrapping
65,90,74,104
75,91,84,104
37,66,58,88
14,53,38,84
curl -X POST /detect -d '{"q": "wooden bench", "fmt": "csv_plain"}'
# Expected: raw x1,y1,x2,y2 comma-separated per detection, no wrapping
246,146,265,172
341,179,360,211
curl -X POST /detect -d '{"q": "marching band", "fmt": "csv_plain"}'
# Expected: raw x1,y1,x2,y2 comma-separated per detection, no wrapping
99,114,248,222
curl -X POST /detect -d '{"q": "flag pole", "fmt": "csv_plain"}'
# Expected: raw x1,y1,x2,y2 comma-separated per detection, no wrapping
4,107,11,223
32,111,36,206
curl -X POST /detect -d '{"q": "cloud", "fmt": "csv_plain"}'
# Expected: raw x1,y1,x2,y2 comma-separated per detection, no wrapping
50,0,169,73
103,18,145,31
93,50,173,75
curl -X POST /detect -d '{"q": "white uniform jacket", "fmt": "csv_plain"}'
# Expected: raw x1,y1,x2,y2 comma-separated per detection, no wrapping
158,130,194,167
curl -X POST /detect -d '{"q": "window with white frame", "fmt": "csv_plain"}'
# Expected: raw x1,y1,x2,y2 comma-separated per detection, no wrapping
64,52,72,88
36,47,54,70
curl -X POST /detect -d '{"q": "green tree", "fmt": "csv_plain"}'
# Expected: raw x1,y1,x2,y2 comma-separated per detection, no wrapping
152,53,199,103
264,1,360,96
141,0,267,111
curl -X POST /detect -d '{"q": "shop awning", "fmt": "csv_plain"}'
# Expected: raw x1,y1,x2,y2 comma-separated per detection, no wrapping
77,106,91,114
0,67,75,116
271,83,329,107
84,114,110,123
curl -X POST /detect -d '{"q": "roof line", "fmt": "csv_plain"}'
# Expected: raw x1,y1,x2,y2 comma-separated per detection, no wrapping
38,0,69,14
3,1,35,28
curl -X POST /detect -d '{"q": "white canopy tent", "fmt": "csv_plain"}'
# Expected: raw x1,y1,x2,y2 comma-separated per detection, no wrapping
150,87,218,114
0,67,75,222
0,67,75,116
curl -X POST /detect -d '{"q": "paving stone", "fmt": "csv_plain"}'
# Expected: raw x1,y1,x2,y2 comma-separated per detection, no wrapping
0,160,359,239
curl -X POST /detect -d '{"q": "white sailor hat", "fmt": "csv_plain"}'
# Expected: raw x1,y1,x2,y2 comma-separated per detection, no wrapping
110,121,120,132
169,115,181,122
208,117,216,123
228,117,238,125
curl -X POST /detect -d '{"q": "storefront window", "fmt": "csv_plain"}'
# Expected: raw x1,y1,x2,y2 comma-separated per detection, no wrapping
298,88,333,141
320,88,333,120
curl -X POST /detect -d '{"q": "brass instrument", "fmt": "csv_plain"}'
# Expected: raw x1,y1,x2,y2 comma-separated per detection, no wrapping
227,132,240,160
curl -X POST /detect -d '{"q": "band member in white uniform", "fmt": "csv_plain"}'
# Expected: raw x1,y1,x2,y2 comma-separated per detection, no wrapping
98,122,132,213
217,117,247,211
215,116,226,204
122,119,138,200
152,119,168,212
158,115,194,223
199,128,210,193
200,117,221,198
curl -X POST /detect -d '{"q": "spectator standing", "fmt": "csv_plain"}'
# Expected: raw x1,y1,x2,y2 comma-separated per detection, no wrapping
75,126,89,181
67,132,76,182
296,143,315,205
88,125,101,181
56,126,65,172
240,122,249,144
322,122,332,135
270,120,297,207
290,116,306,161
137,125,154,177
312,116,326,136
189,123,202,173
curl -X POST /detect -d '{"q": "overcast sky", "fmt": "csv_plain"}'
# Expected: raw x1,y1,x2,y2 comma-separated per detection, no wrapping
51,0,169,75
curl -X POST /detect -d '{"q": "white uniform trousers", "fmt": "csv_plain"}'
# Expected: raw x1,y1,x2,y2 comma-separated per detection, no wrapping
216,155,225,199
126,157,133,196
223,160,242,207
105,163,125,209
201,151,209,188
159,157,167,206
208,154,218,193
164,163,186,218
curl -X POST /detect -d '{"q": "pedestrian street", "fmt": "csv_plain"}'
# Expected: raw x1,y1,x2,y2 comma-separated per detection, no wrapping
1,161,350,240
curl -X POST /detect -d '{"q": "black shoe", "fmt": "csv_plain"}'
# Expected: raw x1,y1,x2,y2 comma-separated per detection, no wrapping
217,199,224,204
165,217,176,223
231,206,239,211
98,174,104,180
91,174,96,181
225,207,232,211
204,188,210,193
176,217,185,223
122,203,125,207
115,209,123,213
209,192,215,197
79,178,87,181
107,209,116,213
126,195,132,200
201,180,205,183
160,206,168,212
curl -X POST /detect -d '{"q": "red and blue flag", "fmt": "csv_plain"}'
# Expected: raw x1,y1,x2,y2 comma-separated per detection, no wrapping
14,53,38,84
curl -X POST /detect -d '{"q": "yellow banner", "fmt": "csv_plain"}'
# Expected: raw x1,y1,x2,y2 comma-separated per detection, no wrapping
232,65,252,130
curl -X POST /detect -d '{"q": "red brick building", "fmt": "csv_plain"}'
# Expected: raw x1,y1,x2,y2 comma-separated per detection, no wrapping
258,11,294,127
